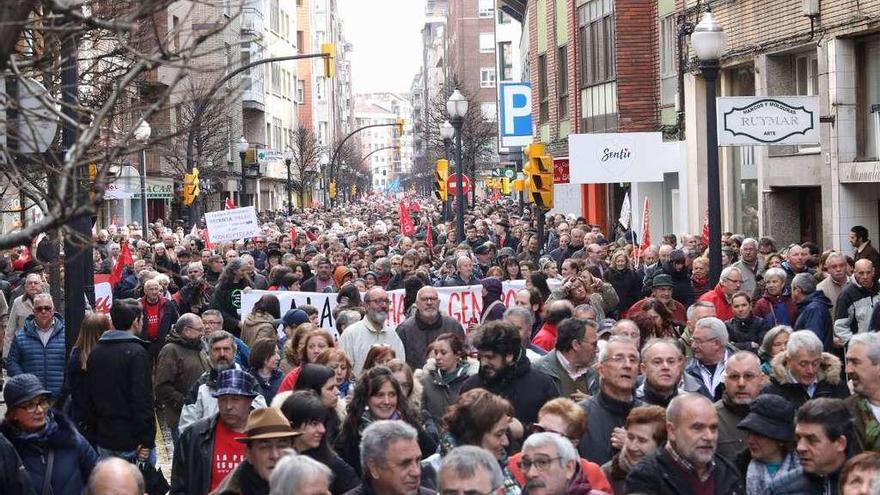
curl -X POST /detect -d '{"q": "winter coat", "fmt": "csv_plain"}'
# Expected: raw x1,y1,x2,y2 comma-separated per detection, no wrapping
6,313,66,397
532,321,561,352
460,353,561,426
342,481,434,495
534,350,600,398
438,273,479,288
211,279,252,334
396,311,465,370
834,279,879,344
714,399,749,462
60,348,90,438
239,310,278,348
0,412,98,495
338,318,406,376
140,295,180,361
753,292,797,327
794,291,834,352
732,258,765,300
762,351,849,410
4,294,34,358
655,262,695,307
699,284,735,321
0,431,34,495
171,414,217,495
178,366,267,432
84,330,156,451
420,360,476,426
625,448,745,495
174,279,214,315
605,268,643,316
855,241,880,270
725,315,770,351
154,330,212,429
480,278,506,323
248,367,284,405
577,392,643,466
300,447,360,495
300,275,336,293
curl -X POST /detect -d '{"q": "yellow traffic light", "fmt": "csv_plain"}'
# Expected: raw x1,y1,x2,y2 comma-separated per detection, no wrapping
396,118,405,136
501,177,510,195
513,178,524,192
321,43,335,78
435,159,449,201
329,181,337,199
191,167,201,198
524,143,553,209
182,173,195,205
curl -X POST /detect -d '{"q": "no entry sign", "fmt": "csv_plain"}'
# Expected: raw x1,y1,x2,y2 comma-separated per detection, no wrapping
447,174,472,195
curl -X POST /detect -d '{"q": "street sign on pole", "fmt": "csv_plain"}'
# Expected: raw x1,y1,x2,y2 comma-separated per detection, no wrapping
447,174,472,195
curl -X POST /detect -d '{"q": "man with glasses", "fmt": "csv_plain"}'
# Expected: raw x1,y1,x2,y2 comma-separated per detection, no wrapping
763,330,849,410
439,446,504,495
4,273,45,358
6,293,66,397
684,317,732,401
713,352,764,461
816,252,849,318
339,287,405,376
577,336,642,465
396,286,464,369
521,432,603,495
535,318,600,401
698,266,742,321
635,338,699,408
732,238,764,299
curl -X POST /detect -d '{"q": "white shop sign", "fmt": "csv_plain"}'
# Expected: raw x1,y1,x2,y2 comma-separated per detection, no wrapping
204,206,261,243
717,96,820,146
568,132,682,184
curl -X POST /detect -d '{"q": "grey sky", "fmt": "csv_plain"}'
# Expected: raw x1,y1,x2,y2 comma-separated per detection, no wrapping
339,0,425,95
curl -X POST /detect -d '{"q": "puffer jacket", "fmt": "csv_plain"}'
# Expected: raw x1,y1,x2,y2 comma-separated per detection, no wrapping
795,290,834,352
6,313,66,397
0,412,98,495
834,279,879,345
155,330,211,429
239,310,278,348
762,351,849,410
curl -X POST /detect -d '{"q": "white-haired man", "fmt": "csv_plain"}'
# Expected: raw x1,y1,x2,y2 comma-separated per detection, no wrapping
684,317,732,401
763,330,849,410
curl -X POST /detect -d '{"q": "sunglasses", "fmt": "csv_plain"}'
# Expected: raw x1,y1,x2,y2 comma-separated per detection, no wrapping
34,306,53,312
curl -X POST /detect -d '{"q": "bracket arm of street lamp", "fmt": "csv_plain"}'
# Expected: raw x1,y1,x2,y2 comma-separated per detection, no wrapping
328,122,402,180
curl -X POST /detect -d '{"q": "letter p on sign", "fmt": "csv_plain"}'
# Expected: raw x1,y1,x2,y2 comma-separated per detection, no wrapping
499,83,533,148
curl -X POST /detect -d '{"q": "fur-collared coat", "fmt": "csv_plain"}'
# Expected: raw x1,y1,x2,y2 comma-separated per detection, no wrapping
761,351,849,410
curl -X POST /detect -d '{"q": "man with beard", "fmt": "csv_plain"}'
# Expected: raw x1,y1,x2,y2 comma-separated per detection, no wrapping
396,286,464,369
300,256,336,292
731,238,764,299
385,253,418,291
577,337,642,466
339,287,405,376
713,352,764,461
179,330,267,431
625,393,745,495
850,225,880,270
460,320,560,426
634,338,700,407
845,332,880,452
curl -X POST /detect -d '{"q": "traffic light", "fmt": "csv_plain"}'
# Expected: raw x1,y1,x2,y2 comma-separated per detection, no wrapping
321,43,335,78
501,177,510,195
182,173,195,206
512,178,524,192
395,118,405,136
191,167,201,198
434,159,448,201
329,181,337,199
523,143,554,209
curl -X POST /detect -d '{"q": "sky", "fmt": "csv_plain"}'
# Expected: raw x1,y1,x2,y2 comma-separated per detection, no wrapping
339,0,425,95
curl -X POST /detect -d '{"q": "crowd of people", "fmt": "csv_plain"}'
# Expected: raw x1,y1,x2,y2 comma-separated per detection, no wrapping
2,197,880,495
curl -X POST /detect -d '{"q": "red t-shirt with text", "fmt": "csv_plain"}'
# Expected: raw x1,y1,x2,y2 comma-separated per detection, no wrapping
210,420,246,490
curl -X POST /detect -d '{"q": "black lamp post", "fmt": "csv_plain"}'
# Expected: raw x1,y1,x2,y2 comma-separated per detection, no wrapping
440,120,454,223
237,136,249,207
284,148,294,216
692,8,727,286
134,121,151,240
447,89,468,243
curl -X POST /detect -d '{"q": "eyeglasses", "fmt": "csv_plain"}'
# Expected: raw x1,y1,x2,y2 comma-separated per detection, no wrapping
19,397,51,414
34,306,53,312
518,456,562,472
604,353,639,364
724,278,743,285
692,337,719,346
531,424,578,443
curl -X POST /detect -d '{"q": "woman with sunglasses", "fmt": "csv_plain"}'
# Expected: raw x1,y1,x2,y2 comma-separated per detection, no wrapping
1,374,98,495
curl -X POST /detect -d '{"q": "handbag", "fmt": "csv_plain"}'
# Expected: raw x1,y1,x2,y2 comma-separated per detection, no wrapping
137,460,170,495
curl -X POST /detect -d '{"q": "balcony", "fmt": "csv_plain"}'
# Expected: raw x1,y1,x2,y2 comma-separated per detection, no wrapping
242,68,265,111
241,6,265,35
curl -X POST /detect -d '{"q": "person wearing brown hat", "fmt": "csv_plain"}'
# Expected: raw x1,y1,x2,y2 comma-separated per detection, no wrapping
212,408,301,495
623,273,687,323
737,394,809,494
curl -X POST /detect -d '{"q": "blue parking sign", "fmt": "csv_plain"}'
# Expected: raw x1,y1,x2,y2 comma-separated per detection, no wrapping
498,83,533,147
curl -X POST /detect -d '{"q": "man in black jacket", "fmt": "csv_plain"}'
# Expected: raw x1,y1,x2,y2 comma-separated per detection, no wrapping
795,398,852,495
460,320,560,426
396,286,464,369
84,298,156,463
0,432,33,495
625,393,745,495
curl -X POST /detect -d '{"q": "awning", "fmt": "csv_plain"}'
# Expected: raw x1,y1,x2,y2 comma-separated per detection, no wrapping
498,0,526,23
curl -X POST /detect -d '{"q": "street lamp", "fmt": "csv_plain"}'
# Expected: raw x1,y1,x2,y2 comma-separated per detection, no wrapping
134,120,151,240
692,8,726,285
284,148,294,216
439,120,454,222
321,155,330,208
446,89,468,243
237,136,249,206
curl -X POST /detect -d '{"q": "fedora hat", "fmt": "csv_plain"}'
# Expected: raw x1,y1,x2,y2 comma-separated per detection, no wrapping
235,408,302,443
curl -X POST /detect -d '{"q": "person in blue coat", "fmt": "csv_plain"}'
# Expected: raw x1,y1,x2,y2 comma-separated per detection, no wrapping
5,294,66,398
1,374,98,495
792,273,835,352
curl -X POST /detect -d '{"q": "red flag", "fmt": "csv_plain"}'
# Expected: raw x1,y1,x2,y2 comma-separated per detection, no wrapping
399,202,415,237
701,207,709,247
12,247,31,271
110,242,133,287
425,222,434,249
202,227,214,250
639,197,651,252
225,197,235,210
289,228,298,246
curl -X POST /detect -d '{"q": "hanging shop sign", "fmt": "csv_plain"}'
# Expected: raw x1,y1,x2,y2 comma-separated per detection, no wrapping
568,132,682,184
717,96,820,146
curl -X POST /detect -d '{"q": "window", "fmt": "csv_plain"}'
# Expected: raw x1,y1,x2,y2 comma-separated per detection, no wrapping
538,54,549,122
273,118,283,150
480,67,496,88
225,43,233,88
172,15,180,51
271,63,282,94
578,0,618,132
499,42,513,81
498,10,511,24
296,79,304,103
296,31,304,53
480,102,497,121
479,33,495,53
795,52,818,96
479,0,494,17
857,37,880,159
316,76,324,100
558,45,569,119
270,0,280,33
659,14,676,106
241,43,252,91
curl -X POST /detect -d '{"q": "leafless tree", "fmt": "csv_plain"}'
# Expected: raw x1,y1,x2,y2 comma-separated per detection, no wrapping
287,125,324,209
0,0,243,250
332,136,367,200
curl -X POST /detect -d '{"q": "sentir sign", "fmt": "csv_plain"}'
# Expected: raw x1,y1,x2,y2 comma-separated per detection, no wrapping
498,83,533,148
717,96,819,146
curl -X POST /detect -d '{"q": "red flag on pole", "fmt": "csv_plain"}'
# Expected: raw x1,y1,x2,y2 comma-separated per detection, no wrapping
289,228,298,246
399,202,415,237
639,197,651,252
202,228,214,250
110,242,134,286
225,197,235,210
425,222,434,249
701,207,710,247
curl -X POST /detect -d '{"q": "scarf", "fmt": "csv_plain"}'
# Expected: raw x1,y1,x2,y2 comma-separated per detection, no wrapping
745,451,806,495
358,408,401,435
238,460,270,495
721,395,752,417
440,362,470,385
8,412,59,443
857,397,880,451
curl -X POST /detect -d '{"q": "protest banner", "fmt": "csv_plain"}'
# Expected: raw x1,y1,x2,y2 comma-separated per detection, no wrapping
94,274,112,313
240,279,546,334
204,206,261,243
